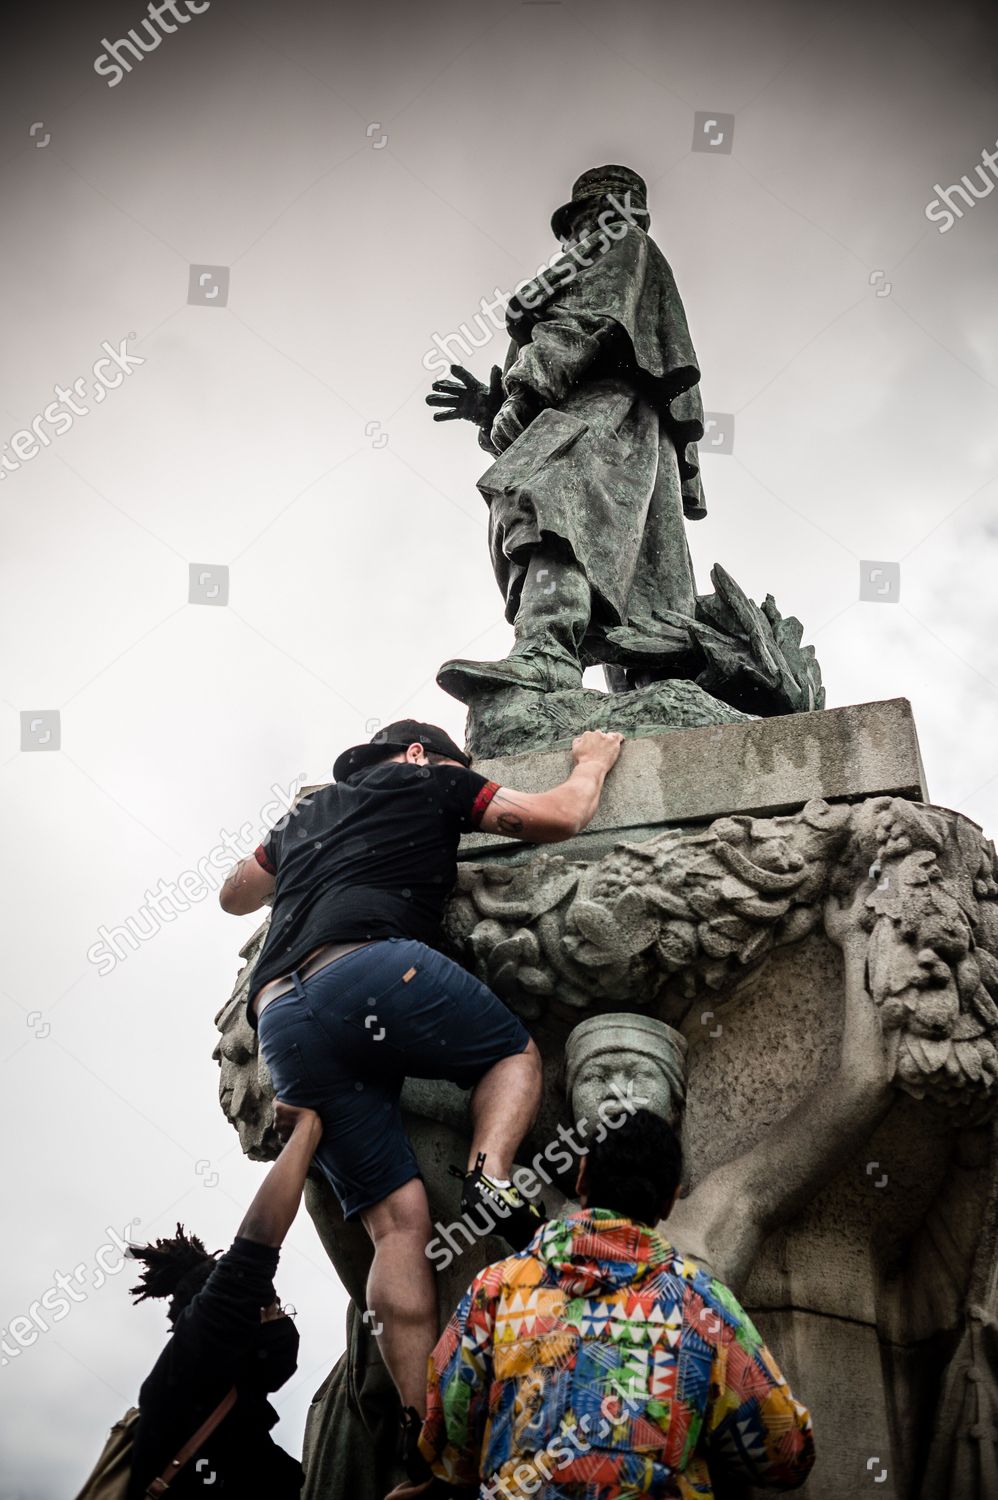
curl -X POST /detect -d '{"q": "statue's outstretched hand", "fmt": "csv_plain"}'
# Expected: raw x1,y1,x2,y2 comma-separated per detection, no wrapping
426,364,504,429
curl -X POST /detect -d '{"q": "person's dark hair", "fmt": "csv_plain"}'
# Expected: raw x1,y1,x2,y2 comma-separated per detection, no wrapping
128,1223,220,1324
583,1107,683,1225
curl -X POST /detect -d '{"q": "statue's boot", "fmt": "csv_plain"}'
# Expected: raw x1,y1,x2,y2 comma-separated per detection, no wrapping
438,642,580,699
438,550,589,700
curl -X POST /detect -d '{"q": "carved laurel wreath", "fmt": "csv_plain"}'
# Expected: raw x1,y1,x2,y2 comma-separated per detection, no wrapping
446,796,998,1124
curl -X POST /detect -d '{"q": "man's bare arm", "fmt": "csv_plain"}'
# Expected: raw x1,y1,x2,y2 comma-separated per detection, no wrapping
477,730,623,842
219,854,275,915
237,1103,322,1246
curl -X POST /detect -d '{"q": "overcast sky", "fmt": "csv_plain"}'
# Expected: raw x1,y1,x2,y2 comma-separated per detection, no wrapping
2,0,997,1493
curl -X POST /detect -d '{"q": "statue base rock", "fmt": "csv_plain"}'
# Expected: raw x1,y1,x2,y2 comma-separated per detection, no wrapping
214,697,998,1500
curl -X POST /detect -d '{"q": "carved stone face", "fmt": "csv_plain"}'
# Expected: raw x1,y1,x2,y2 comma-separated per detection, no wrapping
565,1016,688,1132
213,992,276,1160
571,1049,679,1127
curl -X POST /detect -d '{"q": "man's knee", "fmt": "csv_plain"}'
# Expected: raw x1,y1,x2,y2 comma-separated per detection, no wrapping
476,1034,541,1082
490,1033,541,1080
361,1176,432,1244
515,1034,542,1079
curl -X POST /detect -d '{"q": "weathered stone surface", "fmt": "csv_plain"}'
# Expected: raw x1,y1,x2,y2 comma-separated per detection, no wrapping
461,674,754,761
447,796,998,1125
215,761,998,1498
461,696,929,862
214,923,276,1162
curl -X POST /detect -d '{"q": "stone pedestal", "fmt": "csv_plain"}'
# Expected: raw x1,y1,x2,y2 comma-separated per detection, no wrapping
214,697,998,1500
461,696,929,863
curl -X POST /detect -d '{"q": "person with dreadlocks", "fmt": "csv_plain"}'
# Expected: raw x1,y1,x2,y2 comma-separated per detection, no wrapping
124,1101,322,1498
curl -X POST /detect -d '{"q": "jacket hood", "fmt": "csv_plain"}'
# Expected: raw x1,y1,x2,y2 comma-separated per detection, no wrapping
535,1209,675,1296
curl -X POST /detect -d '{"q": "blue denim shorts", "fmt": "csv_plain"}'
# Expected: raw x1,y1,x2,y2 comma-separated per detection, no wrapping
256,937,531,1220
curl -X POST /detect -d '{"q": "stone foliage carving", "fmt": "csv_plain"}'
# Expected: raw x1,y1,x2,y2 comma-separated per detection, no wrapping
214,793,998,1149
446,796,998,1123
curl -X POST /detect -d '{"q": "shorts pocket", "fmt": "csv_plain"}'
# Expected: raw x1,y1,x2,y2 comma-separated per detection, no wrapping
341,965,457,1056
261,1038,311,1097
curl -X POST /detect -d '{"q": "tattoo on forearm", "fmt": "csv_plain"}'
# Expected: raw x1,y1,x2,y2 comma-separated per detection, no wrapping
490,790,528,837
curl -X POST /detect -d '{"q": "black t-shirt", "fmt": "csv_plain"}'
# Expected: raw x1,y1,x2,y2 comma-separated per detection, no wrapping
246,762,499,1023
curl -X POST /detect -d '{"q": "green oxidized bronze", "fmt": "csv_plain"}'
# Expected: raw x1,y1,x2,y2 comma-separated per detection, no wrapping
427,164,823,755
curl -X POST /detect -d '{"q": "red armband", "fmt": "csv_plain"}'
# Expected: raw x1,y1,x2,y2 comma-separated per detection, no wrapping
254,843,277,876
469,780,500,829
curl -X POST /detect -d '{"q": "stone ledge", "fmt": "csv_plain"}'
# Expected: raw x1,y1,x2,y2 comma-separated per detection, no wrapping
460,697,928,862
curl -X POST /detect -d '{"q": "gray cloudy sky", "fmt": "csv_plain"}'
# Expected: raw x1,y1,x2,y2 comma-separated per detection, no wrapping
1,0,997,1493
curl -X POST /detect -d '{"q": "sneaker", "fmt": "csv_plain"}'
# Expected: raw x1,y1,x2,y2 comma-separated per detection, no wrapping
450,1152,546,1251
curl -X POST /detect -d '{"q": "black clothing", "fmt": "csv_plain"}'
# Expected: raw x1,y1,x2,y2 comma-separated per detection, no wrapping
246,762,498,1023
331,717,471,782
126,1238,302,1499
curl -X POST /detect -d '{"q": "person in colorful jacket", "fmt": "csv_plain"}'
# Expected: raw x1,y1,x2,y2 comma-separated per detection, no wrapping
408,1106,815,1499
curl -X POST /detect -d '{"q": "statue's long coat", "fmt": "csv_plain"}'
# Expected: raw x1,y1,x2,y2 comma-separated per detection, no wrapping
480,224,707,645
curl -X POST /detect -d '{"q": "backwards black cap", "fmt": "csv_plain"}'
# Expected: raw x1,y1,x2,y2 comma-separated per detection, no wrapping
332,719,470,782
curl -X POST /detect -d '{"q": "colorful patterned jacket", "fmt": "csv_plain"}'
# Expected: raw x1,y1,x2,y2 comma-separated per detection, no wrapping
420,1209,815,1498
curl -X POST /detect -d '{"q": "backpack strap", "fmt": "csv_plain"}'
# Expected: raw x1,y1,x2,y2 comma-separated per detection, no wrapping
144,1387,237,1496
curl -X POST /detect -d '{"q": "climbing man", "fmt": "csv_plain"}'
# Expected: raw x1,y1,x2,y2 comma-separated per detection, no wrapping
219,718,624,1482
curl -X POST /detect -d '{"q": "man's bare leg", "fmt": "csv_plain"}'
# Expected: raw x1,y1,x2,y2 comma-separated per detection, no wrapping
360,1043,542,1412
467,1036,543,1177
360,1179,437,1417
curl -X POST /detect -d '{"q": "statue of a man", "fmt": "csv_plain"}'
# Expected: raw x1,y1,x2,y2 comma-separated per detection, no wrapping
427,165,707,698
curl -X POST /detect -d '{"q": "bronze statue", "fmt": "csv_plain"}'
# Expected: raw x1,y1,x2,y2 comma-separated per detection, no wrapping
427,165,707,699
